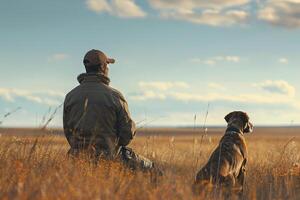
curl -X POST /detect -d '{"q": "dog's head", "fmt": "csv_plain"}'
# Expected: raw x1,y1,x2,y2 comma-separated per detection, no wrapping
225,111,253,133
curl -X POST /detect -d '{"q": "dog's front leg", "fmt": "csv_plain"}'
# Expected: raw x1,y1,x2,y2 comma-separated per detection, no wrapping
236,160,247,198
237,159,247,186
237,166,245,186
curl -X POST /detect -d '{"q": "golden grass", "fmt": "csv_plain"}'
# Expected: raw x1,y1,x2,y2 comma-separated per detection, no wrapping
0,130,300,199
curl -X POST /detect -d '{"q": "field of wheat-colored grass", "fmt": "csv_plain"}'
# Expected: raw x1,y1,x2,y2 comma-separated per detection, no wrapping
0,128,299,199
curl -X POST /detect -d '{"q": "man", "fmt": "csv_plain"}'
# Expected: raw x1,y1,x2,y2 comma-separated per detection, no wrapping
63,49,159,173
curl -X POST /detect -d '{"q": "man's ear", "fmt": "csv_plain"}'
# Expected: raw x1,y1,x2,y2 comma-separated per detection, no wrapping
244,122,253,133
225,112,234,123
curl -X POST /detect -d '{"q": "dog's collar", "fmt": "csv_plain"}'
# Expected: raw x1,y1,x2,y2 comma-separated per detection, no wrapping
226,126,242,134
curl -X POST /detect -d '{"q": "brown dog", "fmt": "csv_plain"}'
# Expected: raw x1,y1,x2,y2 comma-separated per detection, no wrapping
194,111,253,194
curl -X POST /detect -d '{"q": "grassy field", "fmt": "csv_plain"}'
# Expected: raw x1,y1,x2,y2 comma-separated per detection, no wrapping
0,128,299,199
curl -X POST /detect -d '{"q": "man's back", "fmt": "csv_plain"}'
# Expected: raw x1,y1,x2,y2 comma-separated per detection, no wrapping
62,49,161,174
63,73,135,158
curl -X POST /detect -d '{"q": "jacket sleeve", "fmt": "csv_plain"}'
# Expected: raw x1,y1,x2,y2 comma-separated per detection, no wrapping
116,96,136,147
63,95,73,145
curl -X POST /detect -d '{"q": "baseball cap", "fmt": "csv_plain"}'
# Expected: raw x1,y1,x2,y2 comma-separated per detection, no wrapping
83,49,115,67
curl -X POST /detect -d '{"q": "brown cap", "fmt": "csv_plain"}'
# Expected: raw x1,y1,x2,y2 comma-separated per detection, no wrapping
83,49,115,67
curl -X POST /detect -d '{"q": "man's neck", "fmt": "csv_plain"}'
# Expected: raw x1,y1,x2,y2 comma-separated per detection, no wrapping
77,73,110,85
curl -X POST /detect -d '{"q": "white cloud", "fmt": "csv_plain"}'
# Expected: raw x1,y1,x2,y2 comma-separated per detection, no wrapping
131,89,300,109
204,60,216,65
223,56,240,62
85,0,300,28
214,56,240,63
279,57,289,64
113,0,147,17
149,0,250,26
208,83,226,90
169,91,290,104
0,88,63,106
39,90,65,98
86,0,111,13
254,80,296,97
0,89,14,102
258,0,300,28
86,0,146,18
130,80,300,110
191,55,240,65
163,9,248,26
130,90,166,101
131,81,190,101
149,0,250,11
189,58,202,63
48,53,69,62
139,81,190,91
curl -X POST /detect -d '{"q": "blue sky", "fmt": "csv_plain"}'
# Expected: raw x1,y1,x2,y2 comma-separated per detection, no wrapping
0,0,300,127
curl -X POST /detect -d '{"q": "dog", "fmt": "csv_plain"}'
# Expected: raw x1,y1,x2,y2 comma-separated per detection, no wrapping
194,111,253,196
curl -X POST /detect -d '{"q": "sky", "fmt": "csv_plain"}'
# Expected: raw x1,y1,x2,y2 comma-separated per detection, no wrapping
0,0,300,127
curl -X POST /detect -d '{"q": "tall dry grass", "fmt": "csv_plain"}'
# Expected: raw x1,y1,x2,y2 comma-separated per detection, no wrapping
0,132,299,199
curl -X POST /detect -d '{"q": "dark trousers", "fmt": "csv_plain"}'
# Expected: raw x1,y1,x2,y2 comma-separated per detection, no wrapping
68,146,161,174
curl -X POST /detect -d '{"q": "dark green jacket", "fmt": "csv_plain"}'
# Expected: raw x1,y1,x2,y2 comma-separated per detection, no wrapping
63,73,136,157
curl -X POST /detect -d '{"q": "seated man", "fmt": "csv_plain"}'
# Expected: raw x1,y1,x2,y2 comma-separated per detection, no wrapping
63,49,159,173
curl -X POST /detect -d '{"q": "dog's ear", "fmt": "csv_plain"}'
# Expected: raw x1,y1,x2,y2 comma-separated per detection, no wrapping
225,112,235,123
240,112,253,133
244,122,253,133
240,112,250,124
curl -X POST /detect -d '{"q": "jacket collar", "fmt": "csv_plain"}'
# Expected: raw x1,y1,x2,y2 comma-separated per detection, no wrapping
77,73,110,85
